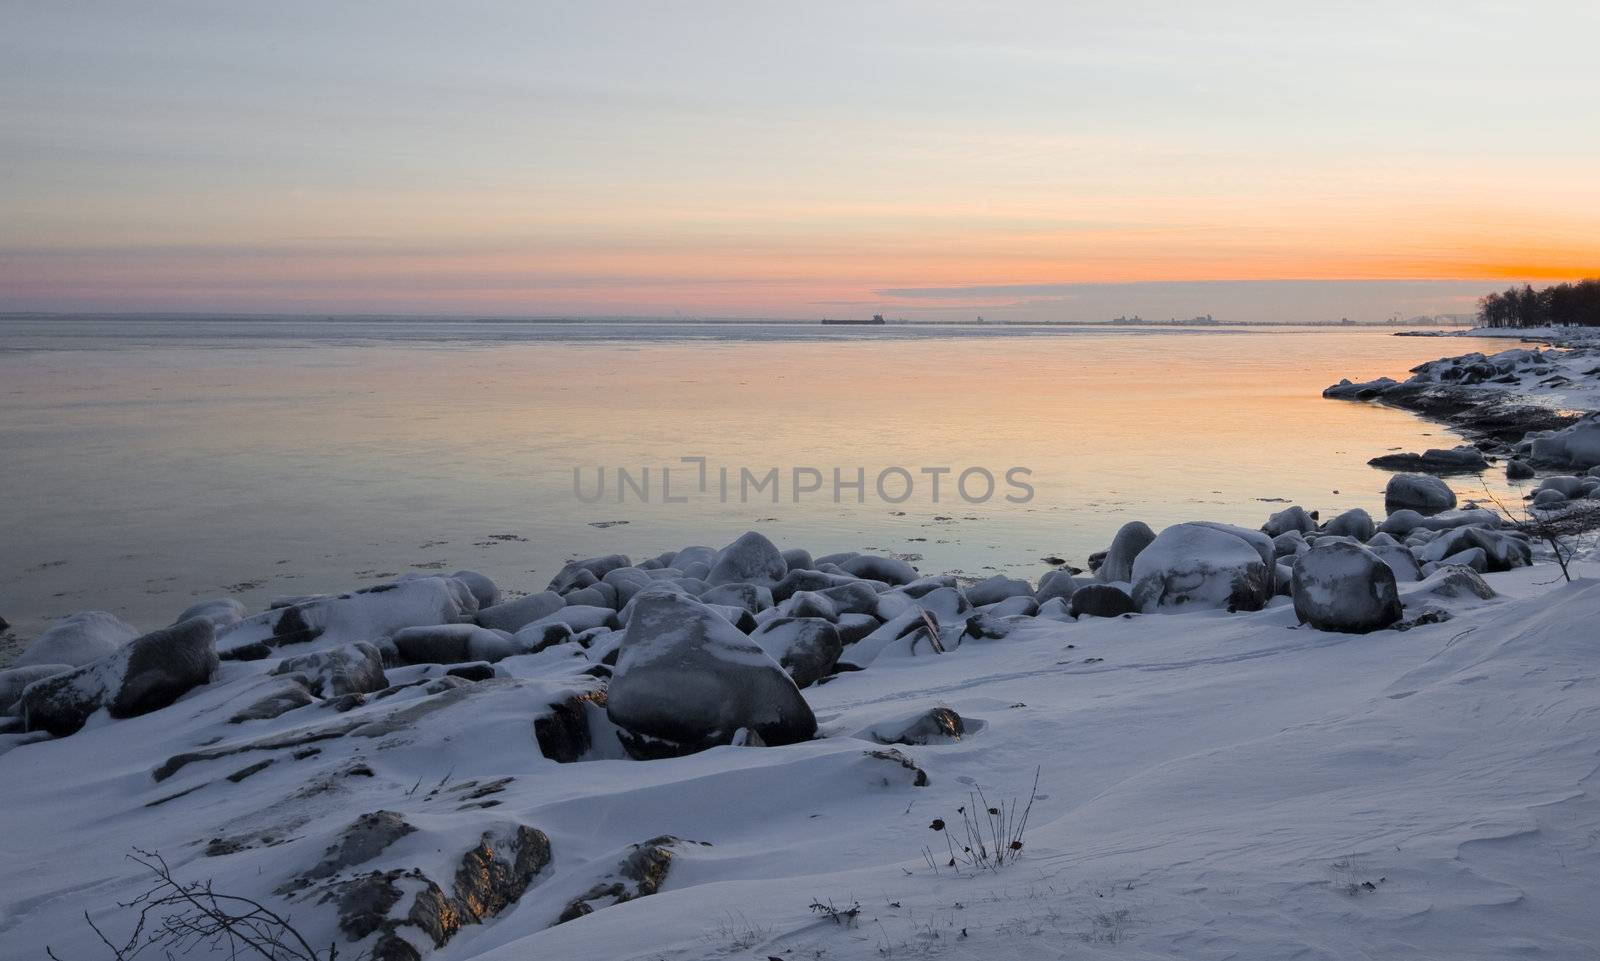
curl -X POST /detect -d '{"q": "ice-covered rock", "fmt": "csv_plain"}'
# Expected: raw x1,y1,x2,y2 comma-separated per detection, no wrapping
449,570,501,609
1322,508,1375,540
1131,523,1274,613
1526,416,1600,469
1384,473,1457,515
217,576,477,659
1290,542,1402,633
21,618,218,737
1408,564,1496,600
475,592,566,633
1272,530,1308,558
750,617,842,688
607,593,816,756
516,604,619,636
864,707,965,745
0,665,71,716
965,575,1031,606
1364,532,1423,581
1096,521,1156,583
1034,568,1081,605
705,531,787,586
1262,506,1317,537
561,584,618,610
270,642,387,697
173,598,246,632
548,554,632,593
701,582,774,614
13,611,139,669
1416,527,1531,572
393,624,518,665
780,591,837,621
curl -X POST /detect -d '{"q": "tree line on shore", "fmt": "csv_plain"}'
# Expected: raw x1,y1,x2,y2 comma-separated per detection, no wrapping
1478,279,1600,327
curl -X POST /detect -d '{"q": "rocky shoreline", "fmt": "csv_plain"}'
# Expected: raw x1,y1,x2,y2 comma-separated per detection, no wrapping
4,332,1600,959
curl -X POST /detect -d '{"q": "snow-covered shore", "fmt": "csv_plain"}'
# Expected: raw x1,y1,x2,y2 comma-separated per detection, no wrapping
4,337,1600,960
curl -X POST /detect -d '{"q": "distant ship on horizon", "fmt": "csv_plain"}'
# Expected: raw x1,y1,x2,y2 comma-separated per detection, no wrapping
821,314,887,325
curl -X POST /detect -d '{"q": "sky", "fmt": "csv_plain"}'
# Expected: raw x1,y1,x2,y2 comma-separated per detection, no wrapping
2,1,1598,322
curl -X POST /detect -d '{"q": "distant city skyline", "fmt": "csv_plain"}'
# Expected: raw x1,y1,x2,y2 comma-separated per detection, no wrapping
3,2,1597,320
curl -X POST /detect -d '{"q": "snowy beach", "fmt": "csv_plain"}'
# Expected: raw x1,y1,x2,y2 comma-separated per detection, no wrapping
3,332,1600,960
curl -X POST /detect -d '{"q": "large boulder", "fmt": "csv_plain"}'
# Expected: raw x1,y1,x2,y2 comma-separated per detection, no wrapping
1290,542,1402,634
1096,521,1156,583
173,598,246,632
837,554,918,586
21,618,218,737
705,532,787,586
13,612,139,669
1261,506,1316,537
1321,508,1375,541
965,575,1031,607
271,642,387,697
1384,473,1457,515
1069,583,1136,618
1034,569,1081,605
1131,523,1274,613
607,593,816,756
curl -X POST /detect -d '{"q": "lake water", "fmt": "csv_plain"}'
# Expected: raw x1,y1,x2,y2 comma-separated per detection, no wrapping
0,318,1523,647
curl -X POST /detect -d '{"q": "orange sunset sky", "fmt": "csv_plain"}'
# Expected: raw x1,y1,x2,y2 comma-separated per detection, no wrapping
2,1,1597,321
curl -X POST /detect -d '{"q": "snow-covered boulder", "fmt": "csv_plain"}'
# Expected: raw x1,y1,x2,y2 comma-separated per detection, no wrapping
1131,523,1274,613
21,618,218,737
1262,505,1316,537
1034,569,1081,605
13,611,138,669
173,598,246,632
1096,521,1156,583
1384,473,1457,515
1364,532,1423,581
1271,530,1308,558
750,617,842,688
1526,416,1600,469
607,593,816,756
449,570,501,609
706,531,787,586
838,554,918,586
270,642,387,697
0,665,71,715
1290,542,1402,634
394,624,518,664
1069,583,1136,618
1322,508,1375,540
780,591,837,621
217,576,477,659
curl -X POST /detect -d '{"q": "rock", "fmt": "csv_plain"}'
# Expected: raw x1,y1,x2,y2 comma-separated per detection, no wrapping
218,576,477,658
1367,445,1488,474
561,584,618,610
1531,487,1568,507
838,554,918,585
1506,458,1536,480
1410,565,1496,600
1323,376,1399,399
1290,542,1402,633
1384,473,1457,515
964,575,1031,607
1131,523,1274,613
557,836,687,924
780,591,837,621
1096,521,1156,583
770,568,855,602
839,607,946,668
1271,530,1308,558
446,662,497,682
516,605,619,636
607,593,816,756
449,570,501,609
1069,583,1136,618
705,531,787,586
1034,569,1081,605
534,690,605,763
229,680,317,723
548,555,631,593
979,595,1037,618
1364,532,1423,582
834,612,880,646
1526,416,1600,469
780,548,815,571
13,611,139,669
962,611,1013,640
751,617,843,688
601,568,655,607
704,604,759,633
1262,506,1317,537
1415,527,1531,572
271,642,388,696
1322,508,1375,540
393,624,518,664
298,811,417,885
474,592,566,633
1438,547,1490,572
21,618,218,737
815,582,880,615
867,707,965,745
0,664,72,715
174,598,246,632
701,582,774,614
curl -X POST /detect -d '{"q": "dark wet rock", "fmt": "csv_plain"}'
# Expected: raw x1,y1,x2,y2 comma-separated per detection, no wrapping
1322,507,1376,540
838,554,918,585
751,617,842,688
556,835,694,925
1502,457,1534,479
1322,376,1400,399
393,624,516,665
607,593,816,757
1068,583,1136,618
230,679,317,723
272,642,388,697
446,662,496,682
1096,521,1156,583
534,689,605,763
22,618,218,737
1367,445,1488,474
1291,541,1403,634
962,611,1012,640
1385,472,1458,515
872,707,964,745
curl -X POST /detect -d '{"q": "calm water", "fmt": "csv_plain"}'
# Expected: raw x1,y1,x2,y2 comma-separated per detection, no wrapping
0,318,1521,645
